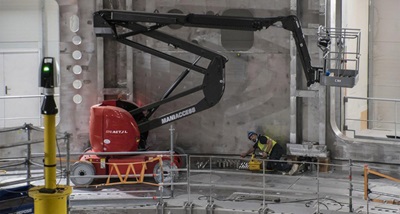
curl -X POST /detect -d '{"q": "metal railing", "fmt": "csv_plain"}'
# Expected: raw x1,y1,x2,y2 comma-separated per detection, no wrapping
0,123,70,187
2,123,399,213
344,96,400,140
185,156,400,213
187,156,360,213
3,144,400,213
0,94,60,128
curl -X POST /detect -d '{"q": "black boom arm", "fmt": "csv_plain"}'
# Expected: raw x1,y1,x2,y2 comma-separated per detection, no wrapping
93,10,320,132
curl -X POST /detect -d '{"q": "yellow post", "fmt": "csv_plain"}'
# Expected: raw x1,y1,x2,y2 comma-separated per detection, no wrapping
29,57,72,214
43,114,56,190
29,113,72,214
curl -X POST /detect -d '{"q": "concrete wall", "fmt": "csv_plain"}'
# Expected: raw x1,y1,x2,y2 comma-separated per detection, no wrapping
106,0,295,154
341,0,369,133
53,0,326,155
329,0,400,165
4,0,398,166
369,0,400,131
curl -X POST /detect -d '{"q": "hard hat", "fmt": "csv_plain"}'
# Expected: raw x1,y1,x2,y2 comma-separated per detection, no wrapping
247,131,257,139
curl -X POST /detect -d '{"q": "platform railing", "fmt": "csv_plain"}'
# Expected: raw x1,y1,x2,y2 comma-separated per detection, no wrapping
344,96,400,140
3,142,400,213
187,155,378,213
0,123,70,187
0,94,60,128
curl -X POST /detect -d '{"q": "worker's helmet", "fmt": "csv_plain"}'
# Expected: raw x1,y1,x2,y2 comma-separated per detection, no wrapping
247,131,257,140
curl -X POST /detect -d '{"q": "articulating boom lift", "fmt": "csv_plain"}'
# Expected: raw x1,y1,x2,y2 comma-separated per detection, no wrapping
71,10,344,186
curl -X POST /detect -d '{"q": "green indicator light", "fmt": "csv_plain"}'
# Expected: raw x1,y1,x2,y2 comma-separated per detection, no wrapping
43,66,50,72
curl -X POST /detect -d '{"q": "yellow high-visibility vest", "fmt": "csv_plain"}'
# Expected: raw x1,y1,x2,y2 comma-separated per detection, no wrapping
257,135,277,155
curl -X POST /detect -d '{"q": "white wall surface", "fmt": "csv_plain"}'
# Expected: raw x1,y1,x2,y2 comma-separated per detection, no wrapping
0,0,59,127
369,0,400,132
341,0,369,132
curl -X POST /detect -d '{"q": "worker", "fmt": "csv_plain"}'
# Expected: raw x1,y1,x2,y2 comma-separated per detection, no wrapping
241,131,299,175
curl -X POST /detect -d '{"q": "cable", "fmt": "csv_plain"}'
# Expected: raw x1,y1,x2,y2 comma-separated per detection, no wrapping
197,195,230,201
0,162,26,169
0,185,31,213
11,195,29,213
198,194,320,204
322,198,344,211
318,202,329,210
56,138,63,185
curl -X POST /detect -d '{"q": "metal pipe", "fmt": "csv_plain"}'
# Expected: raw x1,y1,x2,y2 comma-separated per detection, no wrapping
262,159,266,210
158,186,164,214
395,101,398,138
0,176,45,187
349,159,353,212
66,133,70,186
345,118,395,124
209,156,212,206
189,183,316,195
0,94,60,99
169,125,174,197
69,174,187,179
0,126,25,133
317,162,320,213
345,96,400,102
27,125,32,186
0,137,66,149
188,155,192,206
343,95,346,133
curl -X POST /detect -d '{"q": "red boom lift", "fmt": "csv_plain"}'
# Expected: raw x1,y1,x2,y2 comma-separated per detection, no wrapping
70,10,325,186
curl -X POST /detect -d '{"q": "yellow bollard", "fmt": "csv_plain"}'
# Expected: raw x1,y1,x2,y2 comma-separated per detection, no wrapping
43,114,57,190
30,57,72,214
28,114,72,214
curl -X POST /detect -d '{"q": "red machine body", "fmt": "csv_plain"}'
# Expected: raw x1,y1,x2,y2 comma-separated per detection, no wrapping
89,100,141,153
76,100,181,185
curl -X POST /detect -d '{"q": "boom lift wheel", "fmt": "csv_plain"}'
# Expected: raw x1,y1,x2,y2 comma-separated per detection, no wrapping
70,161,95,186
153,160,178,184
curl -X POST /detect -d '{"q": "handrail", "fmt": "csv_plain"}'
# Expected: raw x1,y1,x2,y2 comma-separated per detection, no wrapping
188,155,364,213
0,124,71,187
3,148,400,213
345,96,400,102
0,94,60,99
344,96,400,139
0,94,60,128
